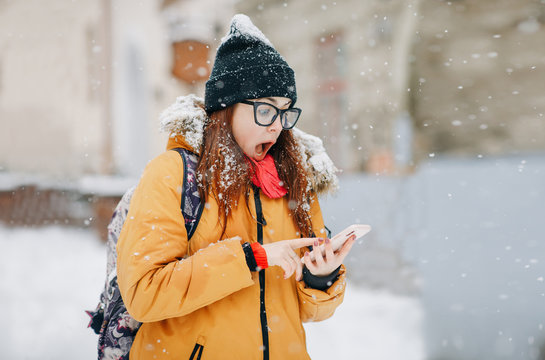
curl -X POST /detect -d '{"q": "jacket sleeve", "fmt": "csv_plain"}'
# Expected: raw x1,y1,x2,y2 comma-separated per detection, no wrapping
296,193,347,323
116,151,255,323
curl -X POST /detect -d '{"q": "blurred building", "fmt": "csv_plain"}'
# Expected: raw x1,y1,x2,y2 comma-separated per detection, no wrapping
0,0,230,179
412,0,545,159
238,0,421,173
1,0,544,178
238,0,545,172
0,0,233,231
0,0,544,227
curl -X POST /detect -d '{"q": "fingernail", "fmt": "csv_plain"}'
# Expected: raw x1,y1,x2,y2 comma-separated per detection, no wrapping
325,238,330,244
305,251,310,257
314,240,319,246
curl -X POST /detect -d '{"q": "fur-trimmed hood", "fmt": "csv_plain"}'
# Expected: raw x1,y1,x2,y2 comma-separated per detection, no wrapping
159,94,339,194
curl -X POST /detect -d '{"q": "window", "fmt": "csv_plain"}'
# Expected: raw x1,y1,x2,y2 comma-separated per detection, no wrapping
315,33,354,170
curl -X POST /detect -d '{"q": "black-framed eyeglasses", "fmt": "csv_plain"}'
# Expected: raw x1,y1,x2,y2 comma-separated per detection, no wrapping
240,100,302,130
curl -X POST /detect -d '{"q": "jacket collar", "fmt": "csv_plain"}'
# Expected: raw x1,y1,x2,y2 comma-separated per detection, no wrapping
159,94,339,194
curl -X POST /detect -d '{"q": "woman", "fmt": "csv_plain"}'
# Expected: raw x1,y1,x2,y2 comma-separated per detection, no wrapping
117,14,355,359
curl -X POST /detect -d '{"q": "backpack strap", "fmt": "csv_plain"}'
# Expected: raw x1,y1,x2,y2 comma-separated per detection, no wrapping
88,148,203,338
171,147,203,240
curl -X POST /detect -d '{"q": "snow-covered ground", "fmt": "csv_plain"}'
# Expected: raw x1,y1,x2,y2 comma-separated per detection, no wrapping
0,225,425,360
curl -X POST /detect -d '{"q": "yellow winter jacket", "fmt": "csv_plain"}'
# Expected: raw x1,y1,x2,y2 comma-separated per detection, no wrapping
117,97,345,360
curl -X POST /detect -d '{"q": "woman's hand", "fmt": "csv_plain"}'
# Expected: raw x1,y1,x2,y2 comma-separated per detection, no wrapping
303,235,356,277
262,238,317,281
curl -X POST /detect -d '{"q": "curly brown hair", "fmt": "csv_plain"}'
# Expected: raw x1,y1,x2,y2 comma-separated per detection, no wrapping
196,106,314,237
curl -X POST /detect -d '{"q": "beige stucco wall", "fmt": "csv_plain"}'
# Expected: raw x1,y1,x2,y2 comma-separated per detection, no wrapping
0,0,104,178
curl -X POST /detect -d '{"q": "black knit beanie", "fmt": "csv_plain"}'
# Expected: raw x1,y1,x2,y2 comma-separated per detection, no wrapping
205,14,297,113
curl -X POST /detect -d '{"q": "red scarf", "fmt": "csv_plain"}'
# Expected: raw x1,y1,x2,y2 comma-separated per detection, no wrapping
248,154,287,199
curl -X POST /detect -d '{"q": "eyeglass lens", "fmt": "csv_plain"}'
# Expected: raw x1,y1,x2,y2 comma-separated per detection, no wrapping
255,103,299,129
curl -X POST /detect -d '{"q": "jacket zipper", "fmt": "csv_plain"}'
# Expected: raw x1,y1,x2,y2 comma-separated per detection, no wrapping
189,343,204,360
253,187,270,360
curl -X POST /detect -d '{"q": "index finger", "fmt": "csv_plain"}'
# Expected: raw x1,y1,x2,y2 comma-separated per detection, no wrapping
289,237,319,250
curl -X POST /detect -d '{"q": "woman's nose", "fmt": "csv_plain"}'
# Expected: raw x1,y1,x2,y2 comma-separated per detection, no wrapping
268,115,283,132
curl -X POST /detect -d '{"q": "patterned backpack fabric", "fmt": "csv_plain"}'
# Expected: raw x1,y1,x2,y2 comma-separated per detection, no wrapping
86,148,203,360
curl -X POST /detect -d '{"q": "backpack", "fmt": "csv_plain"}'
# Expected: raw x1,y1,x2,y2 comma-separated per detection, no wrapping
86,148,203,360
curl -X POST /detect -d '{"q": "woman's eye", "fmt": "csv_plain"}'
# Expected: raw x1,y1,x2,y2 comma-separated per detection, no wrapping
258,108,271,116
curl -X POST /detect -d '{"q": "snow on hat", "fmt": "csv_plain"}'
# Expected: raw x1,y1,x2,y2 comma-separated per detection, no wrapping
204,14,297,113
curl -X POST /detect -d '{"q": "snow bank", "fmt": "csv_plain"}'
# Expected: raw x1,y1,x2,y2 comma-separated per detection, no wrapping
0,172,78,191
77,175,137,197
0,226,105,359
304,287,425,360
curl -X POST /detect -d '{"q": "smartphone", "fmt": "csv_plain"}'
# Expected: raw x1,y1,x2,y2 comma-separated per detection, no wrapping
305,224,371,262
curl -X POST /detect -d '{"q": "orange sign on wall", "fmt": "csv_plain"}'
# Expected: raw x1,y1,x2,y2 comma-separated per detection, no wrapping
172,40,210,84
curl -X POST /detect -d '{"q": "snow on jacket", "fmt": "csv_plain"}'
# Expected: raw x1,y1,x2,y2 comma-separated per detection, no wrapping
116,95,345,360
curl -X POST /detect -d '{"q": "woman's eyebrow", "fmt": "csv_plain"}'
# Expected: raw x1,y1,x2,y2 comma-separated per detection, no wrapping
262,97,292,107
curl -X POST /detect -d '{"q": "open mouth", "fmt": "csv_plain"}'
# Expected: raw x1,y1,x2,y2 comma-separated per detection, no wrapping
255,141,274,157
